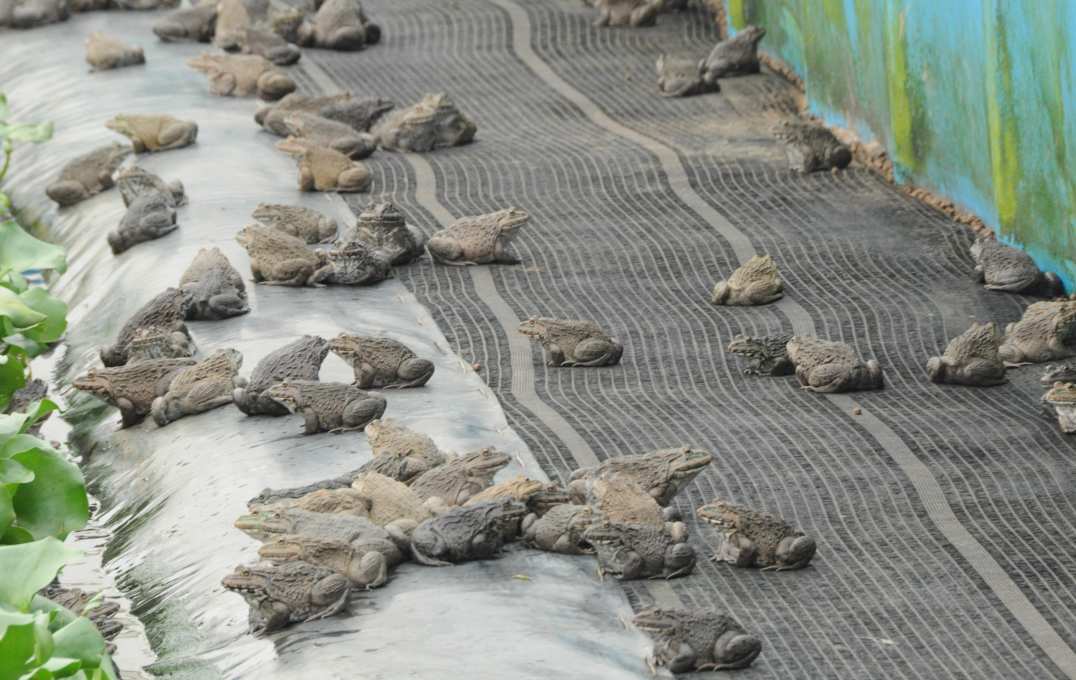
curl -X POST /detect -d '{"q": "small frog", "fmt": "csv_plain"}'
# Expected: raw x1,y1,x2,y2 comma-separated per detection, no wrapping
1042,382,1076,434
329,335,434,388
633,608,762,673
296,0,380,50
582,521,696,580
178,247,250,320
100,288,193,367
700,25,765,81
252,203,339,244
258,535,388,589
85,32,144,71
235,224,332,286
345,200,426,265
187,53,296,101
73,358,196,428
233,335,329,416
45,143,131,207
775,120,852,174
926,322,1007,386
321,240,392,286
151,348,243,426
696,499,816,570
152,2,217,43
786,336,884,392
518,317,623,367
998,300,1076,365
222,561,351,635
373,93,476,153
282,112,377,159
725,334,794,376
409,448,511,507
358,419,447,483
107,190,178,255
276,138,372,193
710,254,784,306
410,500,527,566
655,53,713,98
522,503,597,555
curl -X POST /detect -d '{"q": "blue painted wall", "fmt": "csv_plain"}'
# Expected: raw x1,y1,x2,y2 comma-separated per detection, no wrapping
724,0,1076,291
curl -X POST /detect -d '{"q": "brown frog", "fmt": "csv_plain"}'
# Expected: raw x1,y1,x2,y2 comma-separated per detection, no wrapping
518,317,623,367
345,200,426,265
258,534,388,589
568,447,712,507
593,0,659,27
108,191,178,255
786,336,884,392
359,418,447,483
85,33,144,71
926,321,1007,386
282,112,377,159
252,203,339,244
73,358,195,428
522,503,598,555
235,224,332,286
152,2,217,43
106,114,198,153
151,348,243,426
296,0,380,50
710,254,784,306
187,53,295,100
410,500,527,566
321,240,392,286
179,247,249,320
233,335,329,416
45,143,131,207
696,499,816,571
373,93,476,153
329,335,434,389
1043,382,1076,434
125,325,197,363
655,53,713,98
426,207,527,266
775,120,852,174
700,25,765,81
633,608,762,673
998,299,1076,365
222,560,351,635
582,521,696,580
262,379,387,434
408,448,511,507
276,138,371,193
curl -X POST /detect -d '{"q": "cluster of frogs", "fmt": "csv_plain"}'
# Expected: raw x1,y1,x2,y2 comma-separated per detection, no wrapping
225,429,813,672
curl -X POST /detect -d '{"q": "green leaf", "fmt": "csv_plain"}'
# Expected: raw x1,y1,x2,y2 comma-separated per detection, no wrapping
2,525,34,544
0,219,66,277
0,94,10,120
18,290,65,344
0,352,28,410
0,288,46,331
0,485,15,537
19,401,59,433
11,444,88,540
0,122,53,144
0,413,32,439
0,459,34,484
3,272,29,293
4,335,46,359
51,618,105,668
0,538,78,610
0,615,39,678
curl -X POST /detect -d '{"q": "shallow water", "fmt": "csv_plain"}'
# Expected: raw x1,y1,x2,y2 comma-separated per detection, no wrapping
1,11,652,679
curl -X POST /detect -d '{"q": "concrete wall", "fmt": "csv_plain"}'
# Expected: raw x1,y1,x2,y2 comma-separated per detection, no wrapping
722,0,1076,291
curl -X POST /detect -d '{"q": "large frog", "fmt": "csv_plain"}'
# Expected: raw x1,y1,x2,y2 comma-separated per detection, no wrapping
633,608,762,673
568,447,712,507
582,521,695,580
655,53,713,98
262,379,387,434
700,25,765,81
187,53,295,100
276,138,372,193
73,358,195,428
222,561,351,634
522,503,597,555
178,247,249,320
373,93,476,152
592,0,659,27
257,535,388,589
408,448,511,507
107,190,178,255
85,32,144,71
151,349,243,426
100,288,193,367
252,203,339,244
410,500,527,566
106,114,198,153
45,143,131,207
998,299,1076,365
345,200,426,265
281,112,376,159
725,334,794,376
1043,382,1076,434
785,336,884,392
971,238,1063,297
152,2,217,42
329,335,434,389
710,254,784,306
234,508,404,566
696,499,816,571
517,317,623,367
235,224,331,286
320,240,392,286
926,321,1007,386
233,335,329,416
358,418,447,483
426,207,528,266
775,120,852,174
296,0,380,51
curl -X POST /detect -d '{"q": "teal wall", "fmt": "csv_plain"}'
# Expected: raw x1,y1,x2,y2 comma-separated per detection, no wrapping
725,0,1076,291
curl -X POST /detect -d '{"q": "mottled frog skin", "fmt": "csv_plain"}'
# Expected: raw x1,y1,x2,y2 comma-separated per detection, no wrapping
45,143,130,207
568,447,712,507
518,317,623,367
656,54,712,98
410,500,527,566
276,138,372,193
106,114,198,153
711,254,784,306
256,93,352,136
151,348,243,426
329,335,434,388
234,508,404,565
359,418,447,483
282,112,376,159
1042,362,1076,385
701,25,765,81
235,224,331,286
633,608,762,673
319,96,395,133
229,27,301,67
125,325,196,363
262,379,387,434
152,3,217,43
178,247,249,320
234,335,329,416
373,93,476,153
775,120,852,174
1043,382,1076,434
427,207,528,266
321,240,392,286
582,521,695,580
697,499,816,570
408,448,511,506
187,53,295,101
73,358,195,428
107,190,178,255
346,200,426,265
998,300,1076,365
5,0,68,30
100,288,193,367
116,166,186,209
465,477,569,517
726,334,794,376
522,503,597,555
926,322,1007,386
252,203,339,244
222,560,351,635
593,0,659,27
258,534,388,589
785,336,884,393
971,238,1063,297
85,32,144,71
297,0,380,51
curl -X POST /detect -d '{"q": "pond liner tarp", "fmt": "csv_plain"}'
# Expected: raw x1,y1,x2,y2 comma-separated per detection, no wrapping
0,12,653,679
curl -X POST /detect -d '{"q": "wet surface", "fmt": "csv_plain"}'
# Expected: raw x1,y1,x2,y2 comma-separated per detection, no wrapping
2,10,651,680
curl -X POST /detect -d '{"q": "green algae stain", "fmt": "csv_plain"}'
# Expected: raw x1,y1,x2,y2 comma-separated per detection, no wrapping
983,3,1020,231
882,5,929,176
727,0,747,30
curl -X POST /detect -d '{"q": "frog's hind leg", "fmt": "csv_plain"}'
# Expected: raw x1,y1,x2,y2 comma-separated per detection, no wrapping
568,338,623,367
